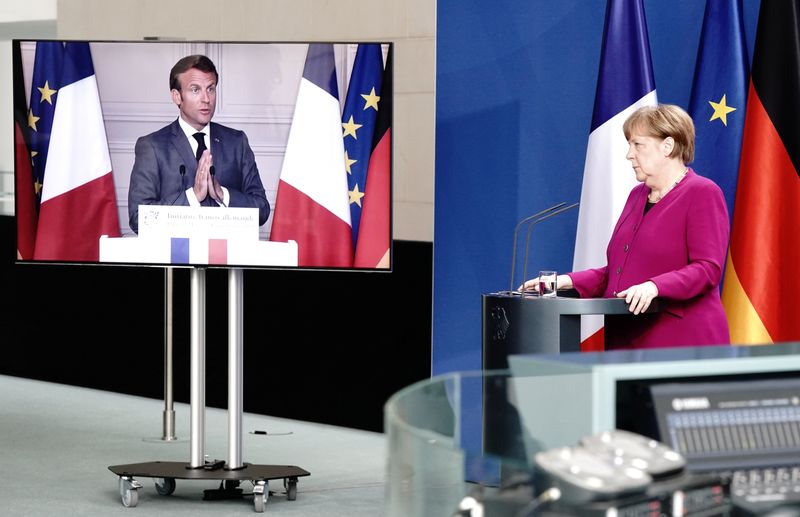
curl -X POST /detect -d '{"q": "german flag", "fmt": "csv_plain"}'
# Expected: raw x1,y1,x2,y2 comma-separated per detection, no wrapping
722,0,800,343
12,41,38,260
353,47,392,269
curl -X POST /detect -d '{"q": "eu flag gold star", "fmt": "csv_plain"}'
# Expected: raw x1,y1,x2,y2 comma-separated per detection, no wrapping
342,115,363,139
709,94,736,126
28,109,40,131
344,150,357,174
349,184,365,206
38,81,57,104
361,87,380,111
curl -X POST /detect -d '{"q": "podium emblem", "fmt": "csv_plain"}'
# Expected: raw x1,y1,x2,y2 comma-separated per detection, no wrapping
490,306,510,341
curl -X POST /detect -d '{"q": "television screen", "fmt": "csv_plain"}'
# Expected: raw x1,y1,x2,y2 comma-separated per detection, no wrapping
13,40,392,270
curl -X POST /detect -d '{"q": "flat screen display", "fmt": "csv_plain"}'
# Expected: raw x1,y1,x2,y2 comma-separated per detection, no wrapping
12,40,392,270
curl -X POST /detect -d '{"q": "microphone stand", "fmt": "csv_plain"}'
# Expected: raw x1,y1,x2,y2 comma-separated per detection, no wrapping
169,165,187,206
519,202,579,297
508,203,566,295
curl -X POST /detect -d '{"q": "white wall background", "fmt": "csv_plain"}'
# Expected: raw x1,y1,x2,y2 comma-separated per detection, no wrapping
0,1,57,23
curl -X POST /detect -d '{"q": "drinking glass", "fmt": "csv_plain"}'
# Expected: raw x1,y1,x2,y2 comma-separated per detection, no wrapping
538,270,557,298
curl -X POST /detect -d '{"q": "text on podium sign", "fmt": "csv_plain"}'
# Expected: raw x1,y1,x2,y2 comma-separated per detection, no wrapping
138,206,259,241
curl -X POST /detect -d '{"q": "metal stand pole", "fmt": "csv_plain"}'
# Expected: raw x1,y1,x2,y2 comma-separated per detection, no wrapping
162,268,177,441
190,268,206,468
143,268,181,443
110,266,310,509
228,268,244,469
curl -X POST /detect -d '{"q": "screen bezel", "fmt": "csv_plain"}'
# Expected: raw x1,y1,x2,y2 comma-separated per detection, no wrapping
12,39,394,272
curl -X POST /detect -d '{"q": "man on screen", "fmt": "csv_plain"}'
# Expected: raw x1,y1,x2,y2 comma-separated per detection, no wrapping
127,54,269,233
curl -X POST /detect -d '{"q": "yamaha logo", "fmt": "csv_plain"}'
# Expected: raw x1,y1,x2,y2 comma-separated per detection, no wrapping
671,397,710,411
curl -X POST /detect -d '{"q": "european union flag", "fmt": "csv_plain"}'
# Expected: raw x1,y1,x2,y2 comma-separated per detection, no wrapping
688,0,749,223
28,41,65,202
341,44,384,248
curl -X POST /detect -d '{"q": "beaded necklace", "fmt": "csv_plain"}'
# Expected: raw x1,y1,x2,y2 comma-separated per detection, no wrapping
648,168,688,203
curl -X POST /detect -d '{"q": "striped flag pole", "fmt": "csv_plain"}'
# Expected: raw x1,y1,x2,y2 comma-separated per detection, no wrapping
572,0,657,351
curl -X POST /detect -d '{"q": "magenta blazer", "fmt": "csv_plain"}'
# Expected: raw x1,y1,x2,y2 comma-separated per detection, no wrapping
568,169,731,349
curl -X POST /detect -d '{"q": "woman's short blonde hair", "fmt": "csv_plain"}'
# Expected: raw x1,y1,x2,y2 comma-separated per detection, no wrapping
623,104,695,164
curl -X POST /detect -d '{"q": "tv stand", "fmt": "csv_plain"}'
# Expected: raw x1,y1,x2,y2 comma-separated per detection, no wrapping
109,268,310,512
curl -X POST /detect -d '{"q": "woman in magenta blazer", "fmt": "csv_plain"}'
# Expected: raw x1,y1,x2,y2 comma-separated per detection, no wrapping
525,104,730,349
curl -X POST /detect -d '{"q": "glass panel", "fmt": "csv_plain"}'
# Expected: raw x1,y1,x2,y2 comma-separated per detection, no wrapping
384,343,800,516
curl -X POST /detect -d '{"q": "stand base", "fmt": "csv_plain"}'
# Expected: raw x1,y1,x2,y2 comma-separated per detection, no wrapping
141,437,187,443
203,484,243,500
109,461,309,512
109,460,309,482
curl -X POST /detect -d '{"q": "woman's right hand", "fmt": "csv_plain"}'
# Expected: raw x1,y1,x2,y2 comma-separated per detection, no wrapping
519,274,573,292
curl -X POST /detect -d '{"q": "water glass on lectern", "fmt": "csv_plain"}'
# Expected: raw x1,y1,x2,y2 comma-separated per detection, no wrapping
538,271,557,298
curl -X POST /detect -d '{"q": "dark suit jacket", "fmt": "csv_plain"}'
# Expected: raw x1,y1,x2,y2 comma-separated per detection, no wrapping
128,119,269,233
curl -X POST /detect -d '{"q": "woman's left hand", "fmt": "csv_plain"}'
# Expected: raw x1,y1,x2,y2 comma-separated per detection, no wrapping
617,281,659,315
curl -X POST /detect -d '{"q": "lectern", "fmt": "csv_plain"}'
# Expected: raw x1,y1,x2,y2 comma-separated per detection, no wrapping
482,292,660,370
481,291,659,462
482,291,659,464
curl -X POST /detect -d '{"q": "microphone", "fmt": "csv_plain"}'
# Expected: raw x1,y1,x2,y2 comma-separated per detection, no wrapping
508,203,567,294
207,165,227,207
508,203,580,293
169,164,187,205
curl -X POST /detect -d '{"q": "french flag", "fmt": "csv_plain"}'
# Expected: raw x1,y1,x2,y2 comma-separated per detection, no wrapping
572,0,657,350
270,44,353,267
33,42,120,261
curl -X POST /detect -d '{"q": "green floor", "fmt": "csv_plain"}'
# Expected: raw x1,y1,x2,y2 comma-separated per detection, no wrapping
0,375,386,516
